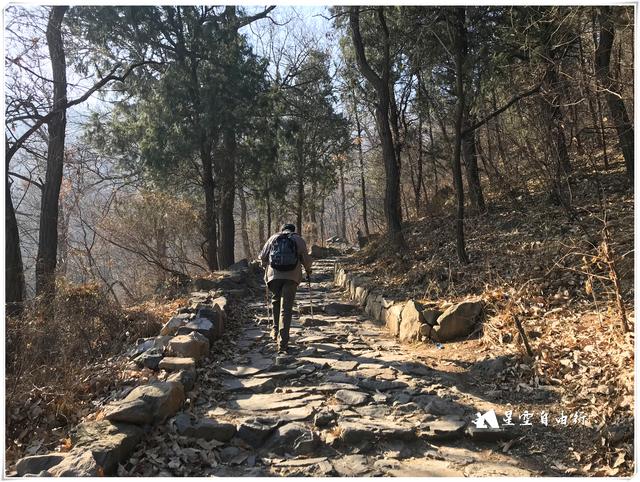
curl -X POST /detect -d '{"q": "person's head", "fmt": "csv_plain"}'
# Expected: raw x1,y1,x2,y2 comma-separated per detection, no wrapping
281,223,296,233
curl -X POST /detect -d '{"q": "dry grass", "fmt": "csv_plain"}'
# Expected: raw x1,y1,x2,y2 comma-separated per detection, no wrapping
5,281,187,466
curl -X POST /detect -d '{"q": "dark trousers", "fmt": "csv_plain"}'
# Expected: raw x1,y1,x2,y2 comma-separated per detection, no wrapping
268,279,298,350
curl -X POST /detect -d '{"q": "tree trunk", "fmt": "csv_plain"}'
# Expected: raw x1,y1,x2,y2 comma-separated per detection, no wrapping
595,6,634,180
201,145,218,271
320,197,326,244
339,163,347,238
310,184,319,245
257,204,265,252
218,127,236,268
266,190,272,236
35,6,68,298
353,96,370,237
239,188,252,260
349,7,404,246
296,174,304,237
6,174,24,314
461,117,486,213
451,7,470,264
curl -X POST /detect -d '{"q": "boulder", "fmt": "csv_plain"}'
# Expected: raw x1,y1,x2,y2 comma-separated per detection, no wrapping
160,314,192,336
422,417,467,441
174,415,237,442
339,421,375,445
383,302,405,337
324,302,358,316
47,450,99,477
166,369,197,392
419,324,432,339
128,336,173,359
159,357,196,372
399,300,425,343
71,420,144,474
103,381,184,425
176,317,216,340
133,348,164,371
314,408,337,428
16,454,67,476
365,293,383,321
212,296,228,311
167,332,210,360
422,309,443,326
237,417,279,447
262,422,317,455
299,316,329,327
196,305,225,338
354,286,369,307
335,389,369,406
431,300,483,342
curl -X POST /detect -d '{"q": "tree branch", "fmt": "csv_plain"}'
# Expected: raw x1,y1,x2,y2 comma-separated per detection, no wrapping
462,82,543,135
6,60,160,163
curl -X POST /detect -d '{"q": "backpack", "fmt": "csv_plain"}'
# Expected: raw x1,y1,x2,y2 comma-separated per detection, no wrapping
269,232,299,271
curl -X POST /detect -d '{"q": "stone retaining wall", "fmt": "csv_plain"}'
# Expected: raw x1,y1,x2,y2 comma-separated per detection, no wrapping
334,263,484,345
13,268,251,477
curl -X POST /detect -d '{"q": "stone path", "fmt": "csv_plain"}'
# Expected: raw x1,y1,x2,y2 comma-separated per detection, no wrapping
125,257,546,477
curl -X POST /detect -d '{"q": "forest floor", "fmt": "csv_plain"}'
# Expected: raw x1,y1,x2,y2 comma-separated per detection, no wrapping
341,157,634,476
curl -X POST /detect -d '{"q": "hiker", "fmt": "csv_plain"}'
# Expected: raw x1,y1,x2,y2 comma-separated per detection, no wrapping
259,223,313,354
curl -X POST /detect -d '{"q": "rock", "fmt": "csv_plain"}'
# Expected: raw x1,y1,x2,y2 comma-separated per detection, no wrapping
383,302,405,337
432,300,483,342
230,392,323,411
176,318,216,340
175,416,236,442
324,302,358,316
159,356,196,372
103,381,184,425
128,336,173,359
466,425,516,442
47,450,99,477
228,259,249,271
166,332,210,360
339,421,374,445
354,286,369,306
160,314,192,336
221,376,275,393
237,417,279,447
212,296,228,311
331,454,371,476
166,369,197,391
67,420,143,475
314,409,337,428
310,245,340,258
262,422,317,455
395,361,431,377
399,300,425,343
463,462,532,477
365,293,384,321
16,454,67,476
422,309,443,326
299,316,329,327
425,398,465,416
422,417,467,441
133,348,164,371
419,324,431,338
335,389,369,406
195,306,225,339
